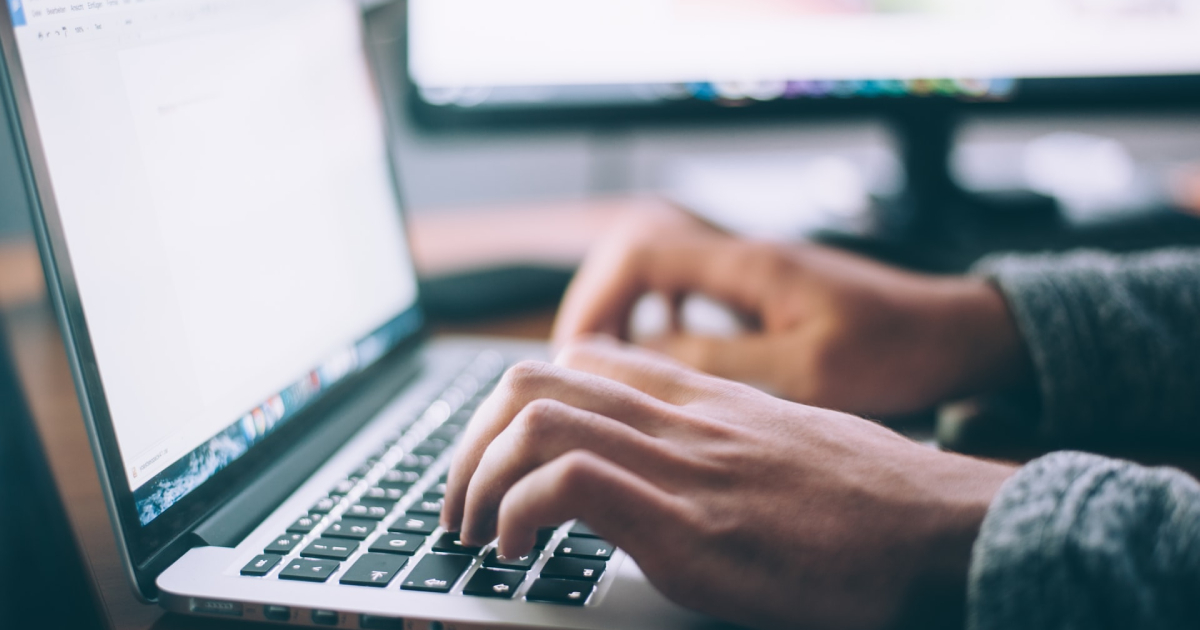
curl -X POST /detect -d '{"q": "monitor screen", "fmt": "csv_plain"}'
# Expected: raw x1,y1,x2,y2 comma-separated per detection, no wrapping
6,0,421,526
408,0,1200,110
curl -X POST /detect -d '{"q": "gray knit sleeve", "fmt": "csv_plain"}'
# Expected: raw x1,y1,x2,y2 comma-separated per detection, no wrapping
968,451,1200,630
971,249,1200,446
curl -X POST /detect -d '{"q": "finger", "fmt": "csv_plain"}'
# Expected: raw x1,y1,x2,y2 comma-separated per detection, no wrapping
554,336,713,406
645,333,784,393
460,399,676,545
495,450,688,566
442,360,679,530
551,228,772,348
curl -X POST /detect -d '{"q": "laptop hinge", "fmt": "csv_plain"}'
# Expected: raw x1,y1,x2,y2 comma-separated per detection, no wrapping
191,352,425,548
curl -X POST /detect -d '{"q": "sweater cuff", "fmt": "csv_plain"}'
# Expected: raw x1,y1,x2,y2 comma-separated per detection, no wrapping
967,451,1200,630
970,253,1100,442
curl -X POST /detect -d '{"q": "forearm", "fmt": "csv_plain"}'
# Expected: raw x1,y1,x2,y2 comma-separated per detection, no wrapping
968,451,1200,630
972,248,1200,446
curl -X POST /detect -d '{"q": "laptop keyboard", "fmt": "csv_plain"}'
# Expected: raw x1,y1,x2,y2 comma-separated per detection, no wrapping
239,352,618,607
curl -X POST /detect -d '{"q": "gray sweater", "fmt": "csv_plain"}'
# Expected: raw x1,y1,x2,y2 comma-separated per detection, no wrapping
967,250,1200,630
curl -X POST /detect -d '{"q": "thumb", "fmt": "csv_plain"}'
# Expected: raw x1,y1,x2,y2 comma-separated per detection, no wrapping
644,333,783,393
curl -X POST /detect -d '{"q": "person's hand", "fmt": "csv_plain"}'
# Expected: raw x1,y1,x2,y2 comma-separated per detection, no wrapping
552,209,1031,417
442,339,1017,630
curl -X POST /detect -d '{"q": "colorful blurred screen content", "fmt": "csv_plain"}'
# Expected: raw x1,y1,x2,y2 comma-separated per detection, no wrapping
408,0,1200,107
7,0,421,525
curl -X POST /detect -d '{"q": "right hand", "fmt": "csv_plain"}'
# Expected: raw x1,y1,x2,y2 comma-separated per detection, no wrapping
552,208,1030,416
443,340,1017,629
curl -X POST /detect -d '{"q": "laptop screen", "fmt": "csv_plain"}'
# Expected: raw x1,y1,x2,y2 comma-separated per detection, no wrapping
5,0,421,526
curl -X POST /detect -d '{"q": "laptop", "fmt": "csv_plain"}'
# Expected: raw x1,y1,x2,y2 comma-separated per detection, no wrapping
0,1,729,628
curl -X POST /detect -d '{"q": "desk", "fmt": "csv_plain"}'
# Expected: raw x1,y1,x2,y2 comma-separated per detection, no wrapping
0,198,660,630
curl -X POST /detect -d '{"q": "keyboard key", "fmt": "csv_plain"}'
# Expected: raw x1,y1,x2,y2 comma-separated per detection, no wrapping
394,454,436,473
331,478,357,495
533,527,557,550
363,486,404,502
555,537,613,560
379,470,421,486
339,553,407,587
428,424,464,442
301,538,358,561
409,495,444,516
484,549,538,570
309,496,340,515
463,568,525,599
265,533,304,554
541,557,605,582
568,521,600,539
345,499,393,520
425,481,448,498
388,513,438,535
412,438,450,457
279,558,340,583
525,578,594,606
400,554,472,593
431,531,483,555
241,554,282,577
324,518,376,540
369,533,426,555
287,515,320,534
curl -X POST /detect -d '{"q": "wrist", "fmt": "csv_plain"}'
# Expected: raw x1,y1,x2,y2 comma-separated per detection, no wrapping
931,277,1033,401
898,455,1017,629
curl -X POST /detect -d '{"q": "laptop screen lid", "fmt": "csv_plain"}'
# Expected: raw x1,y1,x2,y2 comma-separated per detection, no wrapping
0,0,425,597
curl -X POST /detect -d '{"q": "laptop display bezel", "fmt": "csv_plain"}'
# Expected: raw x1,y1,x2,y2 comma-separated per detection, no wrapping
0,1,431,600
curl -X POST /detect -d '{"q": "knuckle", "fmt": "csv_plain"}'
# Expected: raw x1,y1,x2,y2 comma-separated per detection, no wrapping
512,399,566,444
501,360,552,395
552,450,600,496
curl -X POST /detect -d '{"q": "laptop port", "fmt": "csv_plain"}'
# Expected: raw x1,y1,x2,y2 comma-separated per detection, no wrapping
262,605,290,622
359,614,404,630
190,599,242,617
311,610,339,626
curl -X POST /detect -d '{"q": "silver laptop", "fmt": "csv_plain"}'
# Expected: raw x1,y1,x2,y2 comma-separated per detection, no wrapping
0,1,729,627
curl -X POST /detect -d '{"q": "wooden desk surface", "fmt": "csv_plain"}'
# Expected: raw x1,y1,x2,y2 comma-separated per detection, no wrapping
0,198,655,630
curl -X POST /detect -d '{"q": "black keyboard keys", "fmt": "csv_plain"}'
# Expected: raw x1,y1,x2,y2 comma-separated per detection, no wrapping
379,469,420,487
241,554,282,577
345,499,393,520
279,558,340,583
463,568,525,599
399,554,472,593
533,527,557,550
431,531,483,555
541,557,605,582
363,486,404,502
388,513,438,535
339,553,407,588
287,515,320,534
309,496,340,515
369,533,425,555
265,533,305,555
301,538,358,561
394,454,435,473
525,578,594,606
412,438,450,457
568,521,601,539
484,549,538,570
324,518,376,540
409,494,444,516
555,537,614,560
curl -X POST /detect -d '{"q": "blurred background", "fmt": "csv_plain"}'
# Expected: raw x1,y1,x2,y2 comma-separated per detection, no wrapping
4,0,1200,248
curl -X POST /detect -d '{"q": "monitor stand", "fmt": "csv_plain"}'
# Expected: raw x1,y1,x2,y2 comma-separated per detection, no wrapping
818,102,1200,273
